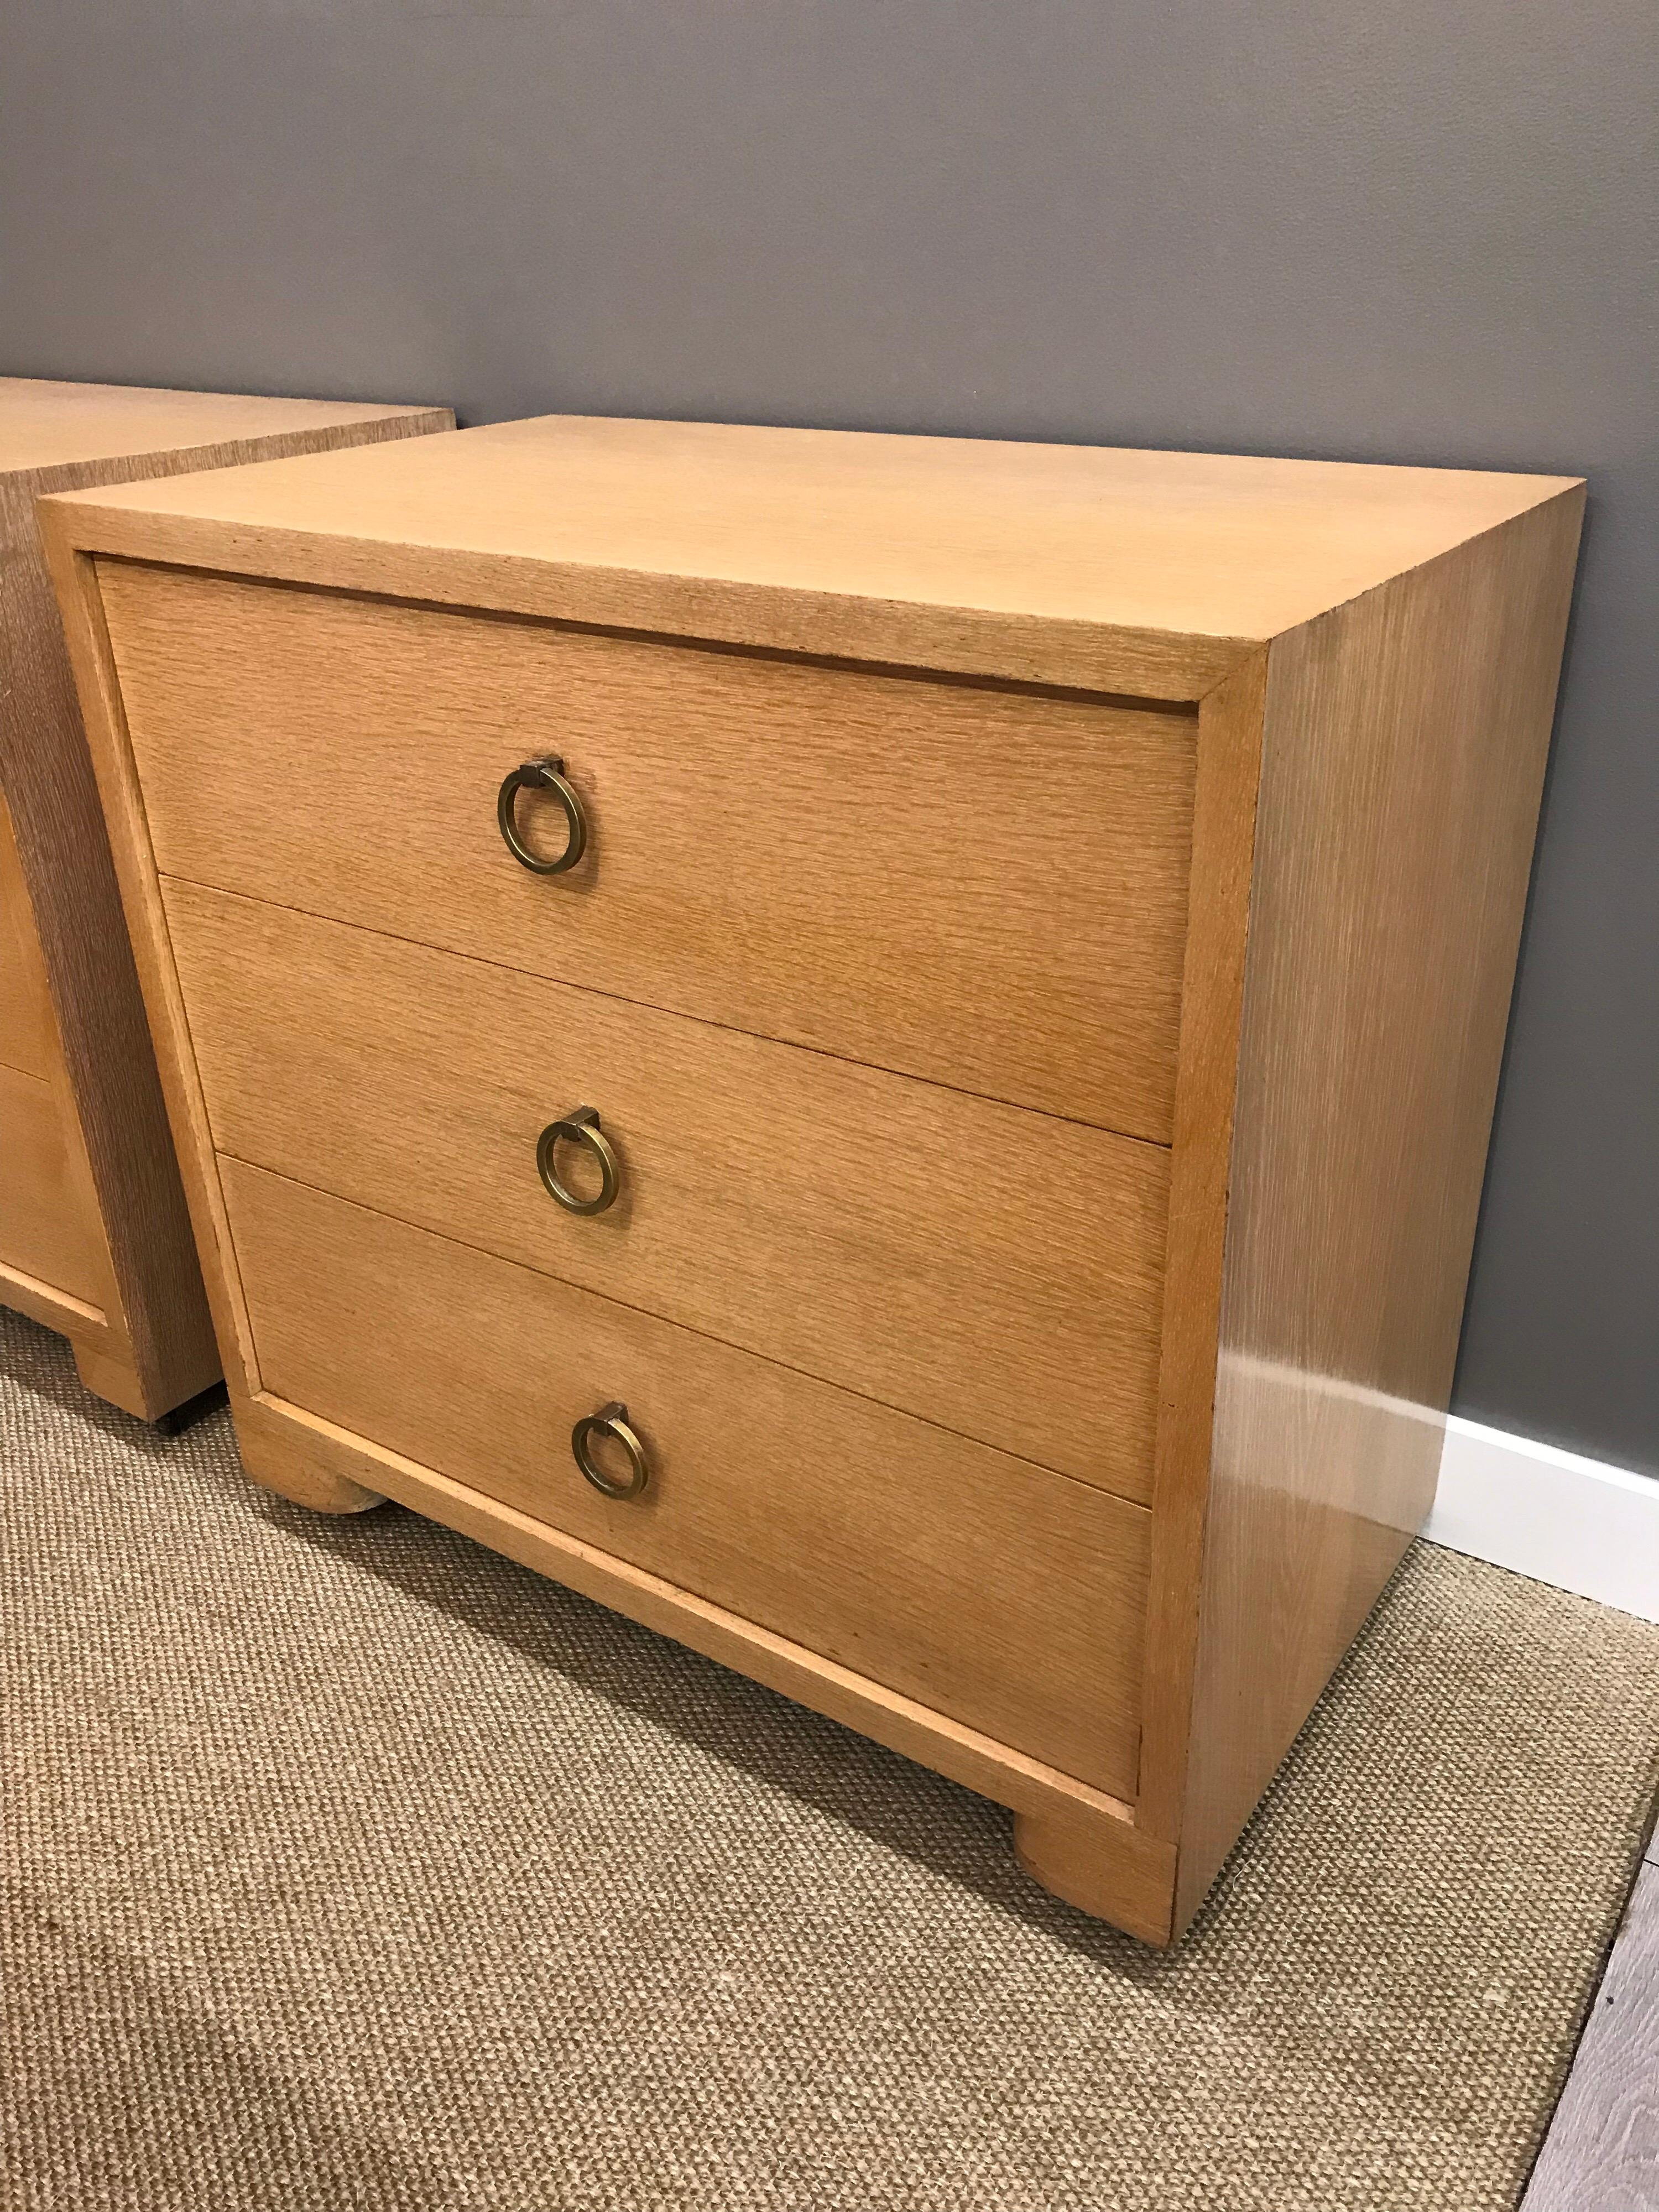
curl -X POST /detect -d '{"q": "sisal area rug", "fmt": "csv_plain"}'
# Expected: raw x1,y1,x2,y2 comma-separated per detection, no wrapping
2,1303,1655,2211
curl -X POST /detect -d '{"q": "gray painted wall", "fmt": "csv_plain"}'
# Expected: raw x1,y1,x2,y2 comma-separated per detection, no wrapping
3,2,1654,1473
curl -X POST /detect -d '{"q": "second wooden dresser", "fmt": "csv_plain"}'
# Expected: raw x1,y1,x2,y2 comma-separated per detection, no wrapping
41,419,1582,1940
0,379,451,1418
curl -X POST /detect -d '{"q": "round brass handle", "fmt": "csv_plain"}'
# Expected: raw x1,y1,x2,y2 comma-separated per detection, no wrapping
536,1105,620,1215
497,755,587,875
572,1401,649,1500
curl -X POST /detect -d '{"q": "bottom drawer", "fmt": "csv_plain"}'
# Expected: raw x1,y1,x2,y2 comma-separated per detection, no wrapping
222,1158,1150,1798
0,1062,105,1307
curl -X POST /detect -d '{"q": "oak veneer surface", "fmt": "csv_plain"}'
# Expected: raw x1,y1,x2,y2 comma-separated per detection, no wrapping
0,377,442,474
0,797,54,1079
223,1156,1150,1800
165,881,1170,1501
1172,488,1587,1922
100,564,1197,1141
0,1060,108,1306
58,415,1573,690
0,378,452,1417
43,417,1584,1941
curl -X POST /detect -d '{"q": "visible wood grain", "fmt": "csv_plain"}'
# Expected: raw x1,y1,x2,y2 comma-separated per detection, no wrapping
0,1060,110,1305
223,1156,1151,1799
0,375,448,476
44,544,276,1413
0,796,55,1079
0,1253,108,1341
1,465,195,1410
236,1378,1175,1936
165,881,1170,1500
1171,484,1587,1931
100,564,1198,1141
1135,650,1269,1839
46,416,1578,698
0,694,134,1368
0,380,451,1416
71,1340,169,1422
1522,1863,1659,2211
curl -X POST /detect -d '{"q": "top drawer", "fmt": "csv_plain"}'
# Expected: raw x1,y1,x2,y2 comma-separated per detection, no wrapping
98,561,1197,1139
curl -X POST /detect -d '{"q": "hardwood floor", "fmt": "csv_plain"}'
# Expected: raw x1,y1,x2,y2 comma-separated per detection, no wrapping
1522,1814,1659,2210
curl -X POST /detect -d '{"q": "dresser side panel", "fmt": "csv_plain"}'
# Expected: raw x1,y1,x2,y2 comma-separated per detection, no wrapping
0,792,56,1079
2,467,218,1402
0,791,124,1343
1173,487,1585,1929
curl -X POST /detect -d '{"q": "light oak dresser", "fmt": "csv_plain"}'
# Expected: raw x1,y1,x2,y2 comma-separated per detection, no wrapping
0,380,451,1420
41,419,1582,1939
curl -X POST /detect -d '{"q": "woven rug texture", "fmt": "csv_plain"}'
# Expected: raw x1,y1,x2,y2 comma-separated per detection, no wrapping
2,1304,1656,2211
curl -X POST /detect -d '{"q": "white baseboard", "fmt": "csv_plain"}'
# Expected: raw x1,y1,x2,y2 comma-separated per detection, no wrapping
1427,1416,1659,1624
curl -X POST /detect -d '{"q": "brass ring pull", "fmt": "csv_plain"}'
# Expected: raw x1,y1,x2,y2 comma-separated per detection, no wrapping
571,1401,649,1500
536,1105,620,1216
497,755,587,874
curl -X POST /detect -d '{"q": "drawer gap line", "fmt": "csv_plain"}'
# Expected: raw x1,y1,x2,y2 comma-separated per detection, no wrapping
159,873,1179,1156
95,555,1209,714
220,1150,1159,1515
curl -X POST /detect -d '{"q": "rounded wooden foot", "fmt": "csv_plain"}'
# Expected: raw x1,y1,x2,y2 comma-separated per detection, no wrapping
1013,1807,1177,1944
235,1415,384,1515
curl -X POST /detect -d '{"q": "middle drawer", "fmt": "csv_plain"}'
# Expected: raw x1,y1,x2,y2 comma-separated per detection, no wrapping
165,880,1170,1503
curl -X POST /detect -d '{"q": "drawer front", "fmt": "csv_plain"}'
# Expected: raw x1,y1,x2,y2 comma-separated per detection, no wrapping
223,1158,1149,1796
0,1062,105,1306
101,561,1197,1142
169,882,1168,1502
0,799,55,1081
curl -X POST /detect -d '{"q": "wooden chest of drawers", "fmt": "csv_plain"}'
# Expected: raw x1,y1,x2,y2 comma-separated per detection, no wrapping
42,419,1582,1939
0,380,451,1418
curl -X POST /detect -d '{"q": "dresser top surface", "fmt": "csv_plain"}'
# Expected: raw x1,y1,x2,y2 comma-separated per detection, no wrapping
0,378,441,478
49,413,1579,655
